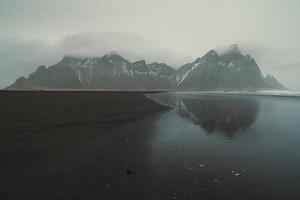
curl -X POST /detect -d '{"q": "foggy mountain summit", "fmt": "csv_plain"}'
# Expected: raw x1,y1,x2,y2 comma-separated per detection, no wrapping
224,44,241,55
6,45,286,90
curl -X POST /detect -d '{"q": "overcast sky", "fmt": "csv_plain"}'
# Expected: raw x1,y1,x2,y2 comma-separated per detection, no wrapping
0,0,299,89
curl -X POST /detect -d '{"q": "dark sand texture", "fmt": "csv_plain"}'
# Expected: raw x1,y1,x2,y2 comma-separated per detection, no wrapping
0,91,168,200
2,91,300,200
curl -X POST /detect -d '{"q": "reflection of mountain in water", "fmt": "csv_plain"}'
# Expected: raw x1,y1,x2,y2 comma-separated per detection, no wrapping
148,93,259,138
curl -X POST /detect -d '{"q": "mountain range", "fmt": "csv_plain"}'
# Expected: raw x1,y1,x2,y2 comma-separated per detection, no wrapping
5,44,286,90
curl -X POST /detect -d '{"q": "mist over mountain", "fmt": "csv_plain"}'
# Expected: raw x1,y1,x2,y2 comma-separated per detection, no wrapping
6,45,286,91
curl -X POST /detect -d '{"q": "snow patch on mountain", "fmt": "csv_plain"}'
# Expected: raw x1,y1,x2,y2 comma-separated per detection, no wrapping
6,44,287,91
176,61,203,86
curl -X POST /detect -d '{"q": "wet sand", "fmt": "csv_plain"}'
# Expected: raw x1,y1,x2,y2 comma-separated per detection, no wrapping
0,91,168,199
1,91,300,200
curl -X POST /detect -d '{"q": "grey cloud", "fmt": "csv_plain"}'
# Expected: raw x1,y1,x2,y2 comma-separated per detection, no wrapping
57,31,191,66
0,0,299,89
1,33,299,89
0,31,191,88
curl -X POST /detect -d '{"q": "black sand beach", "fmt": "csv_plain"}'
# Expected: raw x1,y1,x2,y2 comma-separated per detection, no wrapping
1,91,300,200
0,91,168,199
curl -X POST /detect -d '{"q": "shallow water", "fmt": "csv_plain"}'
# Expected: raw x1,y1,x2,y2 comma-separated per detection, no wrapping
144,92,300,199
3,91,299,199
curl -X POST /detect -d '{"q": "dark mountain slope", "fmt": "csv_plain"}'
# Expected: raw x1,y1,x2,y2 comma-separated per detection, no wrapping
5,45,286,91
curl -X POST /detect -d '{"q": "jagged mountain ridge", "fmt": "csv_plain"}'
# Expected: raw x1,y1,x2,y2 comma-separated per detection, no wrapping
176,45,265,90
6,45,286,90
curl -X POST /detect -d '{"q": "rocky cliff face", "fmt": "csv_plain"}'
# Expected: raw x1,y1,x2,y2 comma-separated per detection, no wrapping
6,45,286,91
175,45,265,90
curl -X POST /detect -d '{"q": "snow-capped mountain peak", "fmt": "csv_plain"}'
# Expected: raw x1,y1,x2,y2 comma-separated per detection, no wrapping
6,45,286,91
